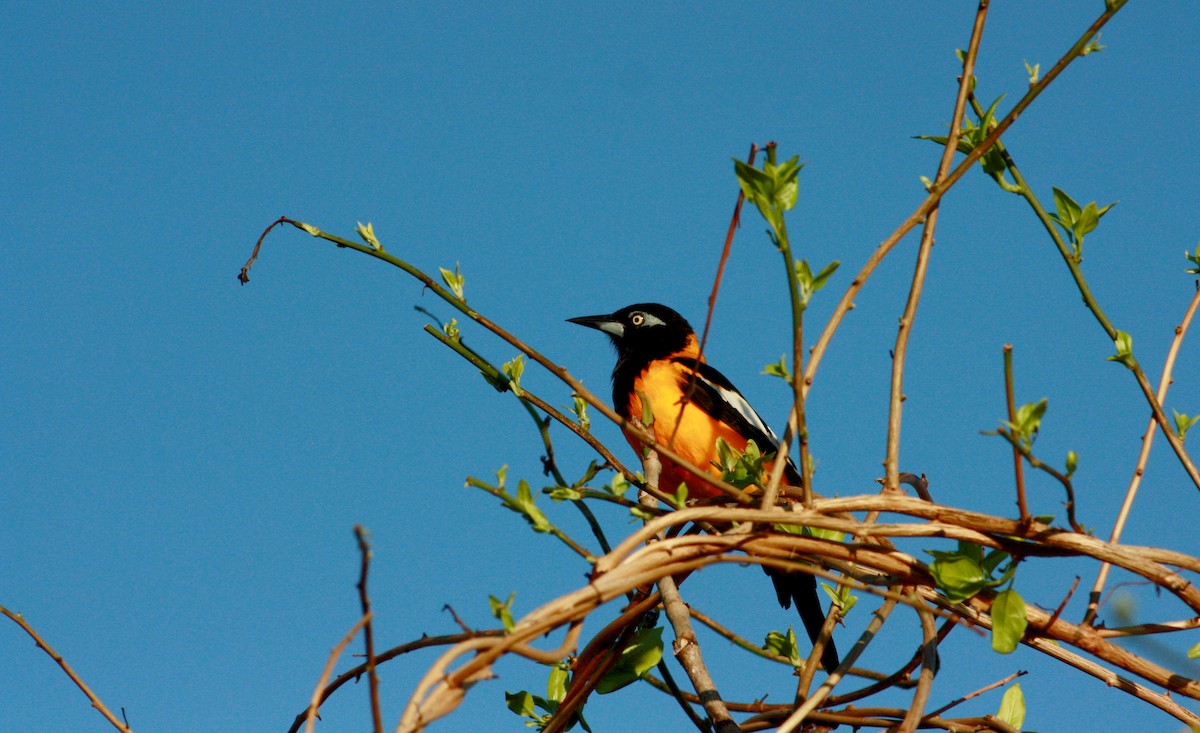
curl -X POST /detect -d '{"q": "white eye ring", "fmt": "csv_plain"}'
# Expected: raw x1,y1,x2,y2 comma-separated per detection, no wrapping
630,312,646,326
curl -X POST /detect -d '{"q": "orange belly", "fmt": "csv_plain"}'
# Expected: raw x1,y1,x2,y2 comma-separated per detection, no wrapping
622,361,759,499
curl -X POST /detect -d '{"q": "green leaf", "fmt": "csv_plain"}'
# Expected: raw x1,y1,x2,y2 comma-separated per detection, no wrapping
1003,398,1048,447
1024,59,1040,86
1188,641,1200,659
673,481,689,508
547,663,570,703
596,627,664,694
762,355,791,381
1065,450,1078,478
355,221,382,251
1052,187,1082,232
996,683,1026,729
516,479,554,533
636,390,655,428
502,354,525,397
1080,33,1105,56
438,262,466,301
606,472,629,496
490,592,517,633
821,582,857,614
1107,330,1135,368
1173,410,1200,442
629,506,656,521
547,486,582,502
764,626,803,666
505,690,536,718
807,526,846,543
298,221,321,237
441,318,460,340
929,552,990,602
991,588,1028,654
1186,243,1200,274
570,395,591,431
712,438,771,490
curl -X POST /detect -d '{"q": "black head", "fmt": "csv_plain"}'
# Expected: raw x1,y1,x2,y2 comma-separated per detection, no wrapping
568,303,695,365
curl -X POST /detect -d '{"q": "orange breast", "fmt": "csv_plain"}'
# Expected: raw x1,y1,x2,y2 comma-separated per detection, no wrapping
622,360,754,499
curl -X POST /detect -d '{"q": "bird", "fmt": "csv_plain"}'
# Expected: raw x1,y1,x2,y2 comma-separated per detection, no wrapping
568,302,839,671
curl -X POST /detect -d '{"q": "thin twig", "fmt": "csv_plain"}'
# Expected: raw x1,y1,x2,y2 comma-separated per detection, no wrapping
354,526,385,733
776,598,900,733
1083,281,1200,625
1002,345,1031,522
898,593,940,732
802,0,1130,398
306,613,371,733
287,631,504,733
644,450,741,733
885,0,990,491
0,605,134,733
925,670,1026,720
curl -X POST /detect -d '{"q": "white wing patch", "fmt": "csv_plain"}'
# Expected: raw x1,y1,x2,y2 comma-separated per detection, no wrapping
696,372,782,450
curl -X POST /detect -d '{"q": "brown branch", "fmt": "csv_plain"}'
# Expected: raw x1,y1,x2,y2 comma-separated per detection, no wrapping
1083,280,1200,625
803,0,1129,395
898,593,940,732
885,0,990,491
1002,345,1031,522
643,450,740,732
305,613,371,733
0,605,134,733
926,670,1026,720
287,631,504,733
776,598,900,733
354,526,384,733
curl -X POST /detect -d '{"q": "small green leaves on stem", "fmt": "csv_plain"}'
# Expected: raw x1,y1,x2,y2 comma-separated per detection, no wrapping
990,588,1029,654
569,395,590,432
1080,33,1106,56
1065,449,1079,478
1189,641,1200,660
439,261,466,301
927,541,1016,603
503,354,525,397
634,390,655,429
355,221,382,251
996,683,1026,729
1047,187,1116,261
1173,410,1200,443
1001,398,1048,449
490,591,517,633
917,95,1017,192
606,472,629,497
713,438,771,490
795,259,840,311
468,470,554,534
821,583,857,614
594,626,664,694
733,154,803,234
506,661,593,733
1024,60,1040,87
442,318,460,341
762,355,791,381
1186,243,1200,274
1107,330,1135,369
764,626,804,667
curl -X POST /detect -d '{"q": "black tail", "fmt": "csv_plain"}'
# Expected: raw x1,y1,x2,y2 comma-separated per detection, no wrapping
765,566,839,671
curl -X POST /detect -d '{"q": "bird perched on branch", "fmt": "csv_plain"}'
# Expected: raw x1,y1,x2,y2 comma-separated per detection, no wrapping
569,302,839,671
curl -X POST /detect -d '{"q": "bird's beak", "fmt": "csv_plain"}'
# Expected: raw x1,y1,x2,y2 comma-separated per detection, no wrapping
567,314,625,338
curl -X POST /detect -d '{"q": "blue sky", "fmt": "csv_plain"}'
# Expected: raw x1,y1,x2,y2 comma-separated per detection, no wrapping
5,3,1200,731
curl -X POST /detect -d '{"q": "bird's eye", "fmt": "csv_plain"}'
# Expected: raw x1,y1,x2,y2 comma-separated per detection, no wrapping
630,312,645,326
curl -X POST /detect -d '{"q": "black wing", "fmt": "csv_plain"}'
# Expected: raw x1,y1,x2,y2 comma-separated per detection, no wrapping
673,357,838,670
671,357,801,485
